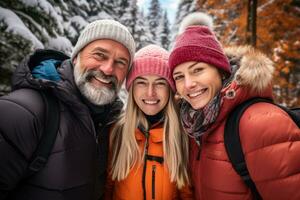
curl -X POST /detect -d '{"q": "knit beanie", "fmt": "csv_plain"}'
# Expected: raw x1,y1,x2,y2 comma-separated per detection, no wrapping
169,12,231,74
126,44,175,92
71,19,136,68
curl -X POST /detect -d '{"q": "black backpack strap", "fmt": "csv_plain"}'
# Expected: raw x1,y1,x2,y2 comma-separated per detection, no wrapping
27,90,60,176
276,105,300,128
224,97,273,200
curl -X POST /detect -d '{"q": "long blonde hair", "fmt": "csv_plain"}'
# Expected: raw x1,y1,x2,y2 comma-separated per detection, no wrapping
110,85,190,188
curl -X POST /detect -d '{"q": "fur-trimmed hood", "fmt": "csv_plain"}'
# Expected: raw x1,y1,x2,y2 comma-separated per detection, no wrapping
211,45,275,129
225,45,274,94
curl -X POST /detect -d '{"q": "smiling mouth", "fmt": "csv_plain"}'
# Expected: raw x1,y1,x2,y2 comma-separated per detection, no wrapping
143,100,160,105
90,76,115,89
188,88,207,98
93,76,112,84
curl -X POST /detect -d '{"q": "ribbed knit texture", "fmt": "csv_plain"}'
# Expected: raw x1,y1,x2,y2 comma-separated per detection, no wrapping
126,45,175,91
169,26,231,74
71,19,135,68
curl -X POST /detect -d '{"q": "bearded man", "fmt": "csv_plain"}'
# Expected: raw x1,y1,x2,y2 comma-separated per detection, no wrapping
0,19,135,200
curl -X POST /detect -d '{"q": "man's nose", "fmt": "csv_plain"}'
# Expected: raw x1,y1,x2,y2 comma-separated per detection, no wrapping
99,60,114,75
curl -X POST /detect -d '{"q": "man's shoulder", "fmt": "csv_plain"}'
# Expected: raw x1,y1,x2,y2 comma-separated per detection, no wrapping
0,89,50,159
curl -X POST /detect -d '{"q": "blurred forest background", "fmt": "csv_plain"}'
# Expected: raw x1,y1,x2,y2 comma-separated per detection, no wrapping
0,0,299,107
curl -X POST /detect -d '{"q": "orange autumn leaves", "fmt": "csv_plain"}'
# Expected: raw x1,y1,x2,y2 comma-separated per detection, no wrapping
196,0,300,106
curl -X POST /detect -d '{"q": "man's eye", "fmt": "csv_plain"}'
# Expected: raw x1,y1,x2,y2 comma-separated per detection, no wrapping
94,52,105,59
115,60,126,68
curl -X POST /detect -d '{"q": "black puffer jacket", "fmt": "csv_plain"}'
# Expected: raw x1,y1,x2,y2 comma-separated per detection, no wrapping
0,50,123,200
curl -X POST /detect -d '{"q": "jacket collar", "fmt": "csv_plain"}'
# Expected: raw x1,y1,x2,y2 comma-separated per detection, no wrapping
136,123,164,143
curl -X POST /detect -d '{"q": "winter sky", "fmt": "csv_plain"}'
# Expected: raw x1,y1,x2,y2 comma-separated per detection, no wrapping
137,0,180,25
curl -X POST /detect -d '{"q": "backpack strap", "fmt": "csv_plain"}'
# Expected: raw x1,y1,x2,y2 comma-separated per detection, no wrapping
224,97,273,200
27,90,60,176
276,105,300,128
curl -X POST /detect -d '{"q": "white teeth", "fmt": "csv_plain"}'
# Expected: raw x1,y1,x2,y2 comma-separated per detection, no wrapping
144,100,158,104
188,89,206,97
94,76,111,84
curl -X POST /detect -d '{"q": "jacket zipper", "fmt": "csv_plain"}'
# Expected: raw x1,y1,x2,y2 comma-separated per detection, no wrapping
152,165,156,200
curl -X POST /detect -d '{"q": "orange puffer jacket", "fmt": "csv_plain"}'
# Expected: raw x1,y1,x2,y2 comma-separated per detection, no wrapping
105,123,193,200
189,46,300,200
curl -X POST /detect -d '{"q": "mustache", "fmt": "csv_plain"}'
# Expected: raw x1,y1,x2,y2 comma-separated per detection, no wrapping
84,70,118,89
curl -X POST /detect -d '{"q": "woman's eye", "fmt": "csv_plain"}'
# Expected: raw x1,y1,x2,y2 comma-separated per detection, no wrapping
194,67,203,73
156,82,167,87
173,75,183,81
136,81,146,85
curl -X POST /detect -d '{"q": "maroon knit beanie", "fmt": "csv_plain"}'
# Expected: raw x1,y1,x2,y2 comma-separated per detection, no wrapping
126,44,175,91
169,12,231,75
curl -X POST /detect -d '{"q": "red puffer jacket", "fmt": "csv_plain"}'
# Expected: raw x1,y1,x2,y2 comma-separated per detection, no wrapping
189,46,300,200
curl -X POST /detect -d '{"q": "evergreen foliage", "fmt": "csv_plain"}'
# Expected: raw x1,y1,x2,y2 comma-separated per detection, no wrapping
0,0,165,95
158,11,171,50
147,0,163,43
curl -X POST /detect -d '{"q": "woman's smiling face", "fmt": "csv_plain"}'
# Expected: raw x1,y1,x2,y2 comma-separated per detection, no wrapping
173,61,222,110
133,75,170,115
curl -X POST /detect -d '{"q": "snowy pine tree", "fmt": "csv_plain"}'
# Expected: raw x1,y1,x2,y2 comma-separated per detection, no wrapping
0,0,72,85
117,0,130,19
120,0,137,35
170,0,197,48
62,0,90,45
174,0,196,28
147,0,163,43
0,0,145,95
0,0,119,95
189,0,199,12
158,11,171,50
134,10,153,50
88,0,117,20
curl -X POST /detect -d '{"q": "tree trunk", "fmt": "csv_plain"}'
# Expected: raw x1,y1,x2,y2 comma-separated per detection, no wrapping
246,0,257,47
250,0,257,46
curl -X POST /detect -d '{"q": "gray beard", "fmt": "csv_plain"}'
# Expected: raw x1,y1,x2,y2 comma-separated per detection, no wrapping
73,59,119,106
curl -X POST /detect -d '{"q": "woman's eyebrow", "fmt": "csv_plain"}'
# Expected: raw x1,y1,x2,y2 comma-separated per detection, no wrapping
173,62,198,76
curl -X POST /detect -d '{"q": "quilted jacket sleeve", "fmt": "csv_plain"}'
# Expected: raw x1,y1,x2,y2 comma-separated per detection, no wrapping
0,89,45,199
240,102,300,200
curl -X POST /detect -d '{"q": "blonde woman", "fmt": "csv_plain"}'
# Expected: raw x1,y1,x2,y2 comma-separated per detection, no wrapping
104,45,192,200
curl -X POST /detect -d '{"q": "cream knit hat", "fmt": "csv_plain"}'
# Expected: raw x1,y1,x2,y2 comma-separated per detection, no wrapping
71,19,136,68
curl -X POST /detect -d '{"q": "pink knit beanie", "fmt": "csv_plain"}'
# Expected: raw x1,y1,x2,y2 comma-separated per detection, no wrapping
126,44,175,91
169,12,231,74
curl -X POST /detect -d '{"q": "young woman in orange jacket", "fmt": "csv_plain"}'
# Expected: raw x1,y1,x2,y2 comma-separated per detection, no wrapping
104,45,193,200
